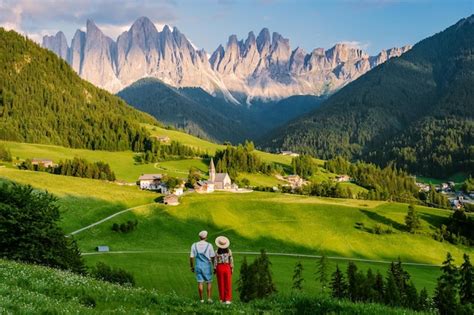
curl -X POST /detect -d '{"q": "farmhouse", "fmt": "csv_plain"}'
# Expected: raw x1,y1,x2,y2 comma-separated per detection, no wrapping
335,175,351,182
163,194,180,206
138,174,163,191
31,158,54,168
281,151,300,157
286,174,304,188
153,135,171,143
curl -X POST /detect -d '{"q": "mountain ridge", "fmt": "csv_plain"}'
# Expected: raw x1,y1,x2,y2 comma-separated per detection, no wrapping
42,16,410,103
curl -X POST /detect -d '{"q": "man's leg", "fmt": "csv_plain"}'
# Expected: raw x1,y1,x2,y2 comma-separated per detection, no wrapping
198,282,204,300
207,282,212,300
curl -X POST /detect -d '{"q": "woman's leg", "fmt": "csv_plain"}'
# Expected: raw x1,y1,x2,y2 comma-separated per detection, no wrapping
216,265,225,301
224,264,232,302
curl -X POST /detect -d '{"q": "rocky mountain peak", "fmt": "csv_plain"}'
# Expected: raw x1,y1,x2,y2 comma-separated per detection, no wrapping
42,17,411,102
257,28,271,53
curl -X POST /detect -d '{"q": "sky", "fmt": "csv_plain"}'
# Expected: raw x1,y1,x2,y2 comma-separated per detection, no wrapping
0,0,473,55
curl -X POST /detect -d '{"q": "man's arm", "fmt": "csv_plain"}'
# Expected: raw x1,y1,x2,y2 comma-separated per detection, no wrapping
190,244,195,272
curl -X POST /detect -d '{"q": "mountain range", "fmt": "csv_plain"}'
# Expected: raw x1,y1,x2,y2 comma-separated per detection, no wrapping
42,17,410,103
262,14,474,178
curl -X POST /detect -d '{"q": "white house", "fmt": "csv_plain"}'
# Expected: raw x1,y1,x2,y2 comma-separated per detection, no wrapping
138,174,163,190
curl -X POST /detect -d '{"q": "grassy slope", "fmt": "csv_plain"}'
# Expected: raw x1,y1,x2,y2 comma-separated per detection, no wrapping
1,166,469,299
0,260,420,314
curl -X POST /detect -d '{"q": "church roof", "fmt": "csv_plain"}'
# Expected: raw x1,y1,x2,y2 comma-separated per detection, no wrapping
215,173,229,182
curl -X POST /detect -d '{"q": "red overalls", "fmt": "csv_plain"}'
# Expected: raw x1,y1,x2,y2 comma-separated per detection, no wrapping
215,252,233,302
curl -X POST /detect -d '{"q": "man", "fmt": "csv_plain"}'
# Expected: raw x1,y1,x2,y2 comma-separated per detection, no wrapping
190,230,215,302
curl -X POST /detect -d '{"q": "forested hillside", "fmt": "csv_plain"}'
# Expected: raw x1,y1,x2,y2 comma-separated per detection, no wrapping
0,29,156,151
118,78,324,143
262,15,474,178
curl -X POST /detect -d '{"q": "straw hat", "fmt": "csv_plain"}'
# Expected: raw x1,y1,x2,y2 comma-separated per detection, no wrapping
215,236,230,249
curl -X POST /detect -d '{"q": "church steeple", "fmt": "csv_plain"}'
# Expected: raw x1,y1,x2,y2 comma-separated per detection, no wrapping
209,158,216,182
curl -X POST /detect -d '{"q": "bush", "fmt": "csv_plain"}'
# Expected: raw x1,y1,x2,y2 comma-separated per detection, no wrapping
112,220,138,233
0,145,12,162
91,262,135,287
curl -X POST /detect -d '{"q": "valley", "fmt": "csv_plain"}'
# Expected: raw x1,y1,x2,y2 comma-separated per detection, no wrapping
1,4,473,313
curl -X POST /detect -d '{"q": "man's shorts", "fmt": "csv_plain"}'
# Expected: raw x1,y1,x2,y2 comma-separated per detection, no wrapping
195,266,212,283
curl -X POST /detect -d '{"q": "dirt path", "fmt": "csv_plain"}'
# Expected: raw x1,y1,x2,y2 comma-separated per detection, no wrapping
68,202,158,236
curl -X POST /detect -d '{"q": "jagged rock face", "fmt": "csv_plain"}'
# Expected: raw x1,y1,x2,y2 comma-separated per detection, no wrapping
42,17,411,103
42,31,69,60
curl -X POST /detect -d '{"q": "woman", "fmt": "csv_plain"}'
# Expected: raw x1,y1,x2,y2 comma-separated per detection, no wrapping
214,236,233,304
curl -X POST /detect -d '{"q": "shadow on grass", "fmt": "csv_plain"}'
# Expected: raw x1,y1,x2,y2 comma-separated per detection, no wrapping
419,213,450,230
359,209,405,232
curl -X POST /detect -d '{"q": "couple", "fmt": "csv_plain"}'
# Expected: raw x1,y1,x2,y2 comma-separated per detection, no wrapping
189,230,233,304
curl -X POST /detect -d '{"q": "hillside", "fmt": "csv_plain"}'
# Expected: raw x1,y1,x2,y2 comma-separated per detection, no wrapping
0,28,156,151
118,78,324,143
1,259,422,314
262,15,474,178
1,166,467,297
117,78,255,142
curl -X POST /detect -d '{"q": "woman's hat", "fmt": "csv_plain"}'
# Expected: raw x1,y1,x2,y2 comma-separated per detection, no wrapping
215,236,230,249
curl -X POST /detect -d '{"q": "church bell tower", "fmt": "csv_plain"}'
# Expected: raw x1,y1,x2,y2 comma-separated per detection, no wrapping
209,158,216,182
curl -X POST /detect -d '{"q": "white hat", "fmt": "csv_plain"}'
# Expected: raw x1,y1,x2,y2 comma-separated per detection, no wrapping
199,230,208,239
215,236,230,249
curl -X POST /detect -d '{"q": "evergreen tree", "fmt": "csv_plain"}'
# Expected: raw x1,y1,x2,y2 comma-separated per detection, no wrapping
405,281,420,310
385,272,401,306
419,287,431,311
459,253,473,305
405,204,421,233
346,262,358,301
374,271,385,303
237,257,253,302
292,261,304,291
0,182,84,273
254,250,277,298
316,254,329,294
434,252,459,315
330,265,347,299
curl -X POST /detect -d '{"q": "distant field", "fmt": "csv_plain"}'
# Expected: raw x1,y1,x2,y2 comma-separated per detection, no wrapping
416,172,468,185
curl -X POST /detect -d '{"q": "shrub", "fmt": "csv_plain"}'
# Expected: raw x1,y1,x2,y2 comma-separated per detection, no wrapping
112,220,138,233
91,262,135,287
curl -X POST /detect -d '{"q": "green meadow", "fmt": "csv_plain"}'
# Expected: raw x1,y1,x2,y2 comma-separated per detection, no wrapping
1,134,471,302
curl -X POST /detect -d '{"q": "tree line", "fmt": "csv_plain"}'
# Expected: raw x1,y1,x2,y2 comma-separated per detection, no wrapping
135,140,208,163
19,157,116,181
214,141,282,179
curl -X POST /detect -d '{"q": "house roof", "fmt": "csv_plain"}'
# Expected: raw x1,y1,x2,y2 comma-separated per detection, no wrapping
96,246,109,252
164,194,179,201
214,173,229,182
32,158,53,163
139,174,163,181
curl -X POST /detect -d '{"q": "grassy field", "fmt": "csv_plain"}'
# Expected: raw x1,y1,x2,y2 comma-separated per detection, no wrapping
0,259,421,314
0,168,158,233
61,190,471,298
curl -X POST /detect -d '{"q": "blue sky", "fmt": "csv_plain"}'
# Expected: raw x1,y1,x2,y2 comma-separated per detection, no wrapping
0,0,472,55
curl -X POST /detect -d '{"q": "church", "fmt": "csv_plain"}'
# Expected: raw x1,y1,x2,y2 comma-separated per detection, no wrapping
194,158,233,193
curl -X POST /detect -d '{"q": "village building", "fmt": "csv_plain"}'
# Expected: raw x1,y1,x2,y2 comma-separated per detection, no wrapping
194,158,235,193
96,245,109,252
31,158,54,168
138,174,163,191
163,194,180,206
285,174,304,188
153,135,171,143
280,151,300,157
335,175,351,182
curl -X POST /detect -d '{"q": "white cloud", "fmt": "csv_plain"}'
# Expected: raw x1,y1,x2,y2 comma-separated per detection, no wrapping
0,0,177,42
337,40,371,51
